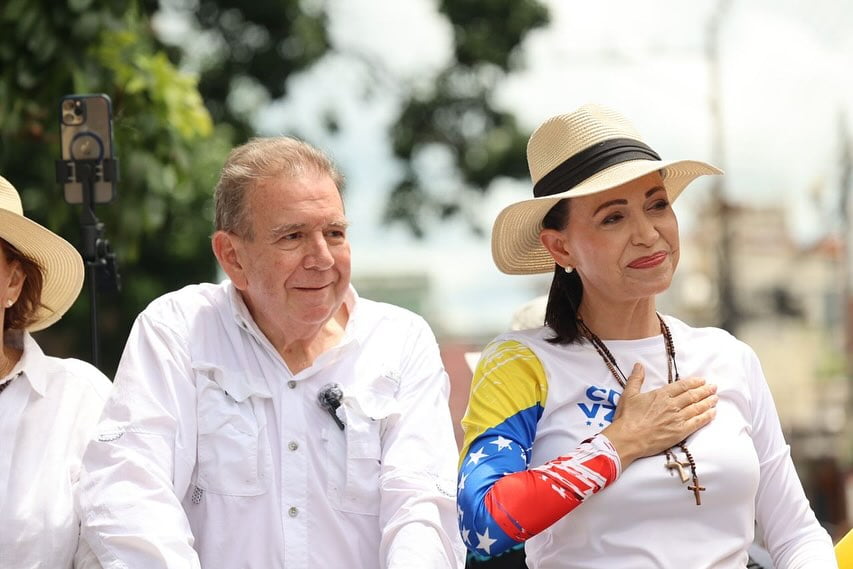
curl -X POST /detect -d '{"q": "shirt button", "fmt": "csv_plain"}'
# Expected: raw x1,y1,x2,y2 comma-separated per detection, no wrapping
287,380,297,389
288,441,299,451
288,506,299,517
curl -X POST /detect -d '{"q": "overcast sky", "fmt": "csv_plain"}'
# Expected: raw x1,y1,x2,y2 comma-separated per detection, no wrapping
235,0,853,337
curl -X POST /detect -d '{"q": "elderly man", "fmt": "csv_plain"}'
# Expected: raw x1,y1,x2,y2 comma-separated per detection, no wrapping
78,137,465,569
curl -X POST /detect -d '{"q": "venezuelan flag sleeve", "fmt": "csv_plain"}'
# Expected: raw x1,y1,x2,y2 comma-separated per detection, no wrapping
457,340,621,558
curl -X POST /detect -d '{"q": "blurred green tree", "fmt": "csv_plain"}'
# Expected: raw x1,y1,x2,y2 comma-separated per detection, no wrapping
0,0,546,374
388,0,549,237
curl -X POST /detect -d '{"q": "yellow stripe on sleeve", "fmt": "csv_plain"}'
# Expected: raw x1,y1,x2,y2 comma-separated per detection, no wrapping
460,340,548,460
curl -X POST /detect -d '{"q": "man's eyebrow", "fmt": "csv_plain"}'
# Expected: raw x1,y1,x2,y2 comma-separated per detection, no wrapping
269,220,349,237
592,186,667,216
269,223,304,238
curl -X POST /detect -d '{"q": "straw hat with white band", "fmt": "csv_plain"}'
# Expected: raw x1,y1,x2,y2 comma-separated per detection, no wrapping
0,176,84,331
491,104,723,275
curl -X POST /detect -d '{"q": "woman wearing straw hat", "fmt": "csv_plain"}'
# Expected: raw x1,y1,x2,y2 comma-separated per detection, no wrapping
456,105,836,568
0,175,111,567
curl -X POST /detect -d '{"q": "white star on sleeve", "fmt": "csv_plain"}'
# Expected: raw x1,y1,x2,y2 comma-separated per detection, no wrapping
476,528,497,554
490,436,513,451
467,447,488,465
458,472,468,491
461,527,471,545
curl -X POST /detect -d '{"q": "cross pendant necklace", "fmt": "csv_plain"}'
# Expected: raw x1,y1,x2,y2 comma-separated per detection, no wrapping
579,314,705,506
689,482,707,504
665,449,706,505
664,456,691,483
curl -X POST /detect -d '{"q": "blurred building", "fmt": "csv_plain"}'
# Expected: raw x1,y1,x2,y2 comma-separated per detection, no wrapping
351,271,433,317
681,203,849,537
681,205,846,446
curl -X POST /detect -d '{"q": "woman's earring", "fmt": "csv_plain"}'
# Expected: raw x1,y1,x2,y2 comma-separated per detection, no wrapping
564,265,574,274
4,299,12,307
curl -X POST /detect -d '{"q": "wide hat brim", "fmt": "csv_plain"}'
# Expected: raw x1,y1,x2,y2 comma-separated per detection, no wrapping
0,183,84,331
491,157,722,275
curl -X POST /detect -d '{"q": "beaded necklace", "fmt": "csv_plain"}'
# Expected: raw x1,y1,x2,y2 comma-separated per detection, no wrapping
577,314,705,505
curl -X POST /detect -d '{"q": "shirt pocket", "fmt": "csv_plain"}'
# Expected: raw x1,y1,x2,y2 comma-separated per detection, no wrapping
322,374,400,515
193,366,271,497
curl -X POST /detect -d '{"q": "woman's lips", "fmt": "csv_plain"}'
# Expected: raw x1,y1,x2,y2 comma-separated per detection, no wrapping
628,252,667,269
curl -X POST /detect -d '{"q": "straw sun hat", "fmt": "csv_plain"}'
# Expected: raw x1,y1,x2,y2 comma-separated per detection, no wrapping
491,104,723,275
0,176,84,331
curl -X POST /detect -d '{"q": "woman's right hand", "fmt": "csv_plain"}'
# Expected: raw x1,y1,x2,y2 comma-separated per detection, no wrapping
601,362,718,469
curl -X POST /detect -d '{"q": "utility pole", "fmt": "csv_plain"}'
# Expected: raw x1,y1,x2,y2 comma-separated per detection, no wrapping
840,112,851,343
706,0,738,333
839,111,853,451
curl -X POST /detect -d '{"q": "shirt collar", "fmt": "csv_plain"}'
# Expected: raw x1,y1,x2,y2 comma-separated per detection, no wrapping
338,286,361,344
225,280,257,333
224,280,362,375
4,330,48,397
225,280,360,338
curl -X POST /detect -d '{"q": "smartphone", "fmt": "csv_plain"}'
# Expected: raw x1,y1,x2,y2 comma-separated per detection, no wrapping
59,93,117,204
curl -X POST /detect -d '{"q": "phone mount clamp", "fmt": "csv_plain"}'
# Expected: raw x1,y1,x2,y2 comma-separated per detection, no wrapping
55,158,121,369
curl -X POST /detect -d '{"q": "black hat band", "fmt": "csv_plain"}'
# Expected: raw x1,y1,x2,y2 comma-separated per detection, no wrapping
533,138,661,198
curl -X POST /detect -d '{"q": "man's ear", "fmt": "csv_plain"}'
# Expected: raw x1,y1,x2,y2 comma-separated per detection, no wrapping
540,229,575,271
212,231,248,289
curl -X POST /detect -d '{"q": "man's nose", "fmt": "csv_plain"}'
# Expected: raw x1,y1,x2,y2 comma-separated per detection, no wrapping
304,234,334,270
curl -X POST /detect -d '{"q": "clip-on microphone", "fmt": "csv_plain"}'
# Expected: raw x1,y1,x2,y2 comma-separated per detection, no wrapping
317,383,345,430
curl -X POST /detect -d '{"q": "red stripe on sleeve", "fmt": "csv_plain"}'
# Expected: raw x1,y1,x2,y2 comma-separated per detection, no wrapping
484,435,620,541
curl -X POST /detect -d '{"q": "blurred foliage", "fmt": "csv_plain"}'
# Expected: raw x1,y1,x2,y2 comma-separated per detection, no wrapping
0,0,546,374
164,0,331,142
0,0,244,374
387,0,549,237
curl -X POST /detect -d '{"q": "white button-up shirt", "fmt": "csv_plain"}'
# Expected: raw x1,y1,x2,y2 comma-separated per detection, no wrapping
79,281,464,569
0,331,111,569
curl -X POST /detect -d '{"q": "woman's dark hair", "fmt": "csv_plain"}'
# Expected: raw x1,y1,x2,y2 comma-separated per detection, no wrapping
1,239,45,331
542,199,585,345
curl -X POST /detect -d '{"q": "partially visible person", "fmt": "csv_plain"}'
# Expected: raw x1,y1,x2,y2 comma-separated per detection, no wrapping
0,175,111,568
467,293,779,569
78,136,464,569
457,104,836,568
509,295,548,332
836,527,853,568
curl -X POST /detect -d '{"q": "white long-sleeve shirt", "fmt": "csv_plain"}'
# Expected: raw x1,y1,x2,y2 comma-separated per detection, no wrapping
458,316,836,568
79,280,465,569
0,330,111,569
